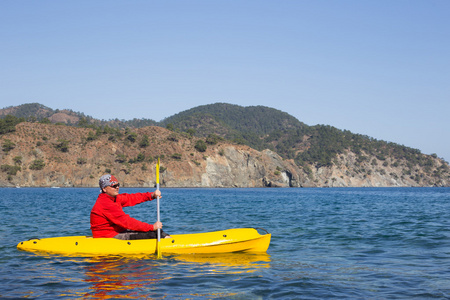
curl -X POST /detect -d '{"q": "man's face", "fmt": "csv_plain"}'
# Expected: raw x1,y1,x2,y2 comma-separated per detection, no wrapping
103,183,120,197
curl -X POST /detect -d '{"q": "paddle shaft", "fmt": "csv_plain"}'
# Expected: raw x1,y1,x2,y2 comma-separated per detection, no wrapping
156,158,161,258
157,182,160,242
156,158,161,242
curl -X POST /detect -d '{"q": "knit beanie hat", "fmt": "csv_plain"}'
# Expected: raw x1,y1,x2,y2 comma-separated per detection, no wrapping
99,174,119,191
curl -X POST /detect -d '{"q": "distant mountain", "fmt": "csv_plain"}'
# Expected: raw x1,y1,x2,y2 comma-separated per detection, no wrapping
0,103,90,125
160,103,306,151
0,103,158,128
160,103,305,135
0,103,47,119
158,103,444,172
1,102,449,187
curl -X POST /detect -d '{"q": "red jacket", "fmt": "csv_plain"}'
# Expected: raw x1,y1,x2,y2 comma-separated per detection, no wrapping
90,192,155,238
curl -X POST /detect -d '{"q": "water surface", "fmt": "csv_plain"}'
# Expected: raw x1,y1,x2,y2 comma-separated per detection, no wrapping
1,187,449,299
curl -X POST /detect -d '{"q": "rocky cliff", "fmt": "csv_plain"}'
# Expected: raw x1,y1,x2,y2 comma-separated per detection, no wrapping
0,123,448,187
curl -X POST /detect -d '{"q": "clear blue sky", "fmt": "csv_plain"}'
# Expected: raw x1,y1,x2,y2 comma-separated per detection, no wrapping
1,1,449,161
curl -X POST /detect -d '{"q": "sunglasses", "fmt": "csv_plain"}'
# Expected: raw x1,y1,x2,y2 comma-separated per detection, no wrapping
110,183,120,189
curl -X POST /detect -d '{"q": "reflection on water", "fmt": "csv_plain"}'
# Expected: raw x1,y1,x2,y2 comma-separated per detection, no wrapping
81,253,270,299
83,257,162,299
172,252,271,268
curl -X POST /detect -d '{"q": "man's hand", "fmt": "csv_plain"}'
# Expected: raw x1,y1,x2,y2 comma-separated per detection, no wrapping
152,190,162,199
153,221,163,230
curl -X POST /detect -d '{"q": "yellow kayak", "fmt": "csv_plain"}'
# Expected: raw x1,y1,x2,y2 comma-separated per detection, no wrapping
17,228,271,256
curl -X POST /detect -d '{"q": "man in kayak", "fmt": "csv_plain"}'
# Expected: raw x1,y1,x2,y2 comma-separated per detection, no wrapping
90,174,171,240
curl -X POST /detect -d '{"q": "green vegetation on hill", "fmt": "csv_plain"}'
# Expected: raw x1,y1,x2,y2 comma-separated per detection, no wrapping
160,103,307,152
0,115,25,135
285,125,436,169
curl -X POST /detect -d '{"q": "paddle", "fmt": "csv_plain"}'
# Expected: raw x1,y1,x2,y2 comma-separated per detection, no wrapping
156,157,162,258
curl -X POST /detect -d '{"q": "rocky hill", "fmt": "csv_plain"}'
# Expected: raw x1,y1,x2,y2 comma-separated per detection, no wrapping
0,122,448,187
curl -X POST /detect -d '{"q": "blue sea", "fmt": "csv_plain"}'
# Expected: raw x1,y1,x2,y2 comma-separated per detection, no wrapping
1,187,449,299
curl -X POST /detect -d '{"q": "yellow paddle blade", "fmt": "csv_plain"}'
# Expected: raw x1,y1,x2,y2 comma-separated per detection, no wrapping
157,242,162,259
156,157,160,185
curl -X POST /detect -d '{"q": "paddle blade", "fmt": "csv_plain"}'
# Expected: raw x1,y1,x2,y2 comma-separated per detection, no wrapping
157,242,162,259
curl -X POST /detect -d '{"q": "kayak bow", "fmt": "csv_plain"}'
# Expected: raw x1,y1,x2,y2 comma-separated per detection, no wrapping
17,228,271,257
